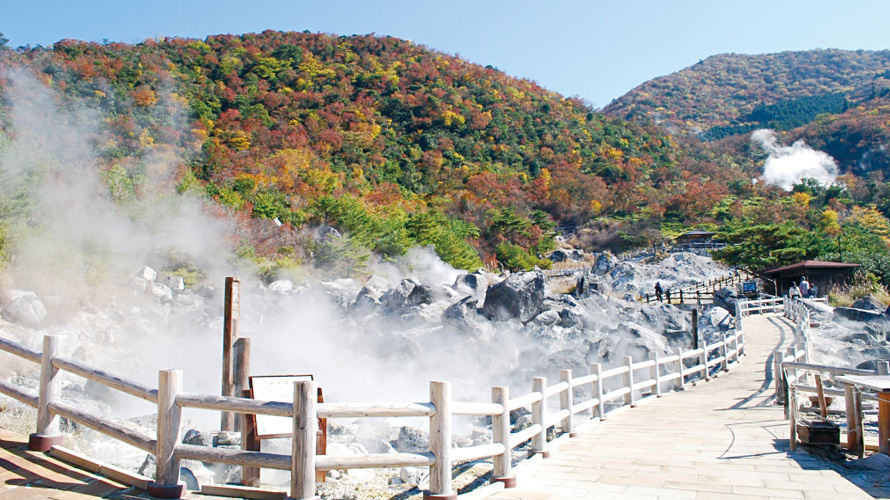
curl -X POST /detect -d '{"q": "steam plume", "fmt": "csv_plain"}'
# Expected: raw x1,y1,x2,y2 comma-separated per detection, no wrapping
752,129,839,190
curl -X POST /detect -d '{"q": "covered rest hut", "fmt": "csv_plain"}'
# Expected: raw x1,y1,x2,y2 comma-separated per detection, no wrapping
761,260,860,297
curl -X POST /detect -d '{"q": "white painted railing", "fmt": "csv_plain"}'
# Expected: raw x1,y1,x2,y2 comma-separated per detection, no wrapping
775,295,890,456
0,325,747,499
738,296,785,316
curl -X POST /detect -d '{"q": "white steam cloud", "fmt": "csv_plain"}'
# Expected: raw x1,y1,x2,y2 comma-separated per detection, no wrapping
752,129,839,191
0,68,236,295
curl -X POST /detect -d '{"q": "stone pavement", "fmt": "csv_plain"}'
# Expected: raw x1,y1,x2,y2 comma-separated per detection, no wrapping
482,314,886,500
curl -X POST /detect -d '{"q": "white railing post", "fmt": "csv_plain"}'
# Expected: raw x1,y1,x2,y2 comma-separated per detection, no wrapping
650,353,662,397
150,369,183,499
428,381,455,498
30,335,64,452
773,350,785,405
623,356,635,407
738,330,746,357
530,377,549,458
592,364,605,420
675,347,685,390
491,386,516,488
721,333,729,372
291,380,319,500
559,370,575,437
700,346,709,382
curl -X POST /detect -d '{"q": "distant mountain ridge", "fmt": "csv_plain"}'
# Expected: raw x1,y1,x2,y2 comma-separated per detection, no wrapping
604,49,890,140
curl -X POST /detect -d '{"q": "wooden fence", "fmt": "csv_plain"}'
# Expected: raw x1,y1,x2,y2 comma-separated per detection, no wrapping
641,271,750,305
0,316,752,499
777,296,890,456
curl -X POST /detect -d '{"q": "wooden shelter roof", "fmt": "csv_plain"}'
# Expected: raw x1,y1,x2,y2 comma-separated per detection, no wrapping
761,260,860,276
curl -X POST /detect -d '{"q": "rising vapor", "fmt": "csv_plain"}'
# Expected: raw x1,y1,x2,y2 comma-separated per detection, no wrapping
752,129,839,190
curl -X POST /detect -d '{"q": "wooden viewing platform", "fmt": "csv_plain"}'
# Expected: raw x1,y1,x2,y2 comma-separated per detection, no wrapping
480,313,890,500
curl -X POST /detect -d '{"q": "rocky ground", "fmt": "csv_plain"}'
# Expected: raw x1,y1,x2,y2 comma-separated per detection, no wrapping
0,248,885,498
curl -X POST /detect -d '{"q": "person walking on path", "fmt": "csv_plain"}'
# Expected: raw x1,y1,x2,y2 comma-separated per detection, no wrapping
799,277,810,297
788,281,801,300
654,282,663,302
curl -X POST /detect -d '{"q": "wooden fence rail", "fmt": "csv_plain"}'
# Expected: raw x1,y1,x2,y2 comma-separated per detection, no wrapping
0,305,761,499
777,295,890,457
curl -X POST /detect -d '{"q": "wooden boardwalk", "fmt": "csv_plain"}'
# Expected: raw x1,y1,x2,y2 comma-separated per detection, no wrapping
2,313,888,500
0,430,270,499
482,314,890,500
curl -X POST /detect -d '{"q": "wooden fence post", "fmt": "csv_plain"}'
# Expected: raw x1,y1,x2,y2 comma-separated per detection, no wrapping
675,347,685,390
773,350,785,405
292,380,319,500
233,337,251,433
700,346,709,382
651,353,662,397
530,377,549,458
623,356,635,407
692,309,699,350
844,384,863,457
30,335,64,451
592,364,605,420
240,387,260,487
221,277,241,431
491,386,515,488
559,370,575,437
150,369,183,499
428,381,455,499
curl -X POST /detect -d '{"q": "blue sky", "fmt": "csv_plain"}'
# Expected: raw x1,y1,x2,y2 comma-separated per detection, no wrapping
3,0,890,108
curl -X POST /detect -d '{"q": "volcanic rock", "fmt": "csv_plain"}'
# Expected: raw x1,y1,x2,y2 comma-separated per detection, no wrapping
2,291,47,328
481,271,546,323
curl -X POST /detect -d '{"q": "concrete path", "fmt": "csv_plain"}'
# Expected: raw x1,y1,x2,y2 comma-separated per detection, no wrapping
483,314,886,500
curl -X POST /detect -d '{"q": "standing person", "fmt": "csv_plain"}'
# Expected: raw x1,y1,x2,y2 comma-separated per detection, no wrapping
654,282,663,302
799,277,810,298
788,281,801,300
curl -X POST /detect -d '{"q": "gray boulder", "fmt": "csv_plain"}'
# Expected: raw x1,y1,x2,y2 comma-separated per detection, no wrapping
835,307,887,323
452,270,488,301
852,295,885,311
382,279,433,309
481,271,546,323
2,291,47,328
393,426,429,453
443,297,478,328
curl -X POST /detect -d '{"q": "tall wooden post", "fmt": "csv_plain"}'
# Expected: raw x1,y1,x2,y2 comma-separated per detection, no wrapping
150,369,184,499
221,277,241,431
292,380,319,500
691,309,699,350
233,337,251,432
491,386,515,488
30,335,64,451
426,381,456,499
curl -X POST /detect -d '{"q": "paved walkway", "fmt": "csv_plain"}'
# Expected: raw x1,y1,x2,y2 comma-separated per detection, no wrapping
484,314,887,500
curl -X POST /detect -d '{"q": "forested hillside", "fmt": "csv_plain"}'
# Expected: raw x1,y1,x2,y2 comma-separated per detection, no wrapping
605,49,890,140
0,31,721,275
3,33,890,287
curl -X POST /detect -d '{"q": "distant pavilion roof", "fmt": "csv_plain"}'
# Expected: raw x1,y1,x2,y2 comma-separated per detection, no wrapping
675,230,716,241
761,260,861,276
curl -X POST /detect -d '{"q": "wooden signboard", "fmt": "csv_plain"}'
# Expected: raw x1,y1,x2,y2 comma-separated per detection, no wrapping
244,375,327,484
249,375,314,438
